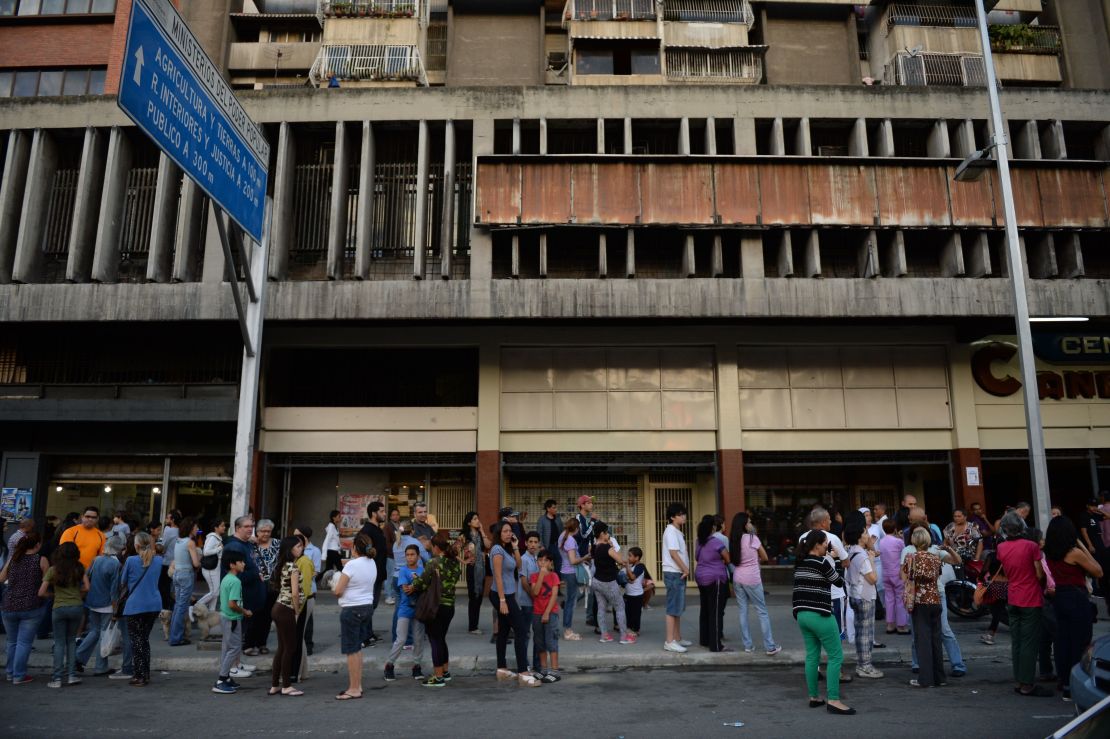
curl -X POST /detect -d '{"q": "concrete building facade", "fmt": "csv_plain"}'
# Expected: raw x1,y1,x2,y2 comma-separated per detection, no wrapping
1,0,1109,565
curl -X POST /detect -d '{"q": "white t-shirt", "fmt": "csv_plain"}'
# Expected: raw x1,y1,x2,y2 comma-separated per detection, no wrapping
323,522,341,553
798,529,848,599
867,520,884,544
662,524,688,574
337,556,377,607
846,545,876,601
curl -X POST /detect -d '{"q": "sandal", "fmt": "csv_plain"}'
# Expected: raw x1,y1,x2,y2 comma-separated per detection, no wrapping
335,691,363,700
1016,685,1053,697
268,687,281,695
259,647,271,655
809,699,826,708
281,688,304,696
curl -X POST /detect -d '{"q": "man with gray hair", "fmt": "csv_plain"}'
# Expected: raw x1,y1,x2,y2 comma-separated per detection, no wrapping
800,507,852,655
220,515,262,678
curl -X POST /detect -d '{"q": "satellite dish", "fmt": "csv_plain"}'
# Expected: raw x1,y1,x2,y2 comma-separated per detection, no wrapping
906,45,924,56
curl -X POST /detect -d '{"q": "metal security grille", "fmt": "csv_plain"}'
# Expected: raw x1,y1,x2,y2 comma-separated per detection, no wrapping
665,49,763,82
506,476,641,547
371,160,417,260
653,485,693,578
426,22,447,71
888,52,985,87
341,163,359,277
291,144,334,278
40,167,78,282
427,484,472,532
117,165,157,282
663,0,753,25
885,3,976,31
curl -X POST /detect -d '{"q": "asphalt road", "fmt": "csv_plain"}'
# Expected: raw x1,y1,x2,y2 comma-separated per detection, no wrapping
0,659,1077,738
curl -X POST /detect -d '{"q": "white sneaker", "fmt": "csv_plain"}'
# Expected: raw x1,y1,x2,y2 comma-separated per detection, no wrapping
229,667,254,679
496,668,517,680
663,641,688,653
47,680,62,688
678,639,693,647
518,672,541,687
385,597,396,606
238,662,257,672
856,665,885,679
109,672,134,681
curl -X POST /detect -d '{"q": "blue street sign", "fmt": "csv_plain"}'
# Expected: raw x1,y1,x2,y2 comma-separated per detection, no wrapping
118,0,269,241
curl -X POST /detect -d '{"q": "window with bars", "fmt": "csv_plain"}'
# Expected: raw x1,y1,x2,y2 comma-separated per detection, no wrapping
116,150,158,283
40,167,79,283
289,139,335,280
505,476,642,551
652,481,694,578
664,48,763,82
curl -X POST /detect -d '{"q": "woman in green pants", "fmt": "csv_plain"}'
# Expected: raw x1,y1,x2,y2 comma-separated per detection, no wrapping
793,530,856,716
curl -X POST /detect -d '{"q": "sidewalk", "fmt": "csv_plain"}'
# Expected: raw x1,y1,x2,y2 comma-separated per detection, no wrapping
4,588,1108,676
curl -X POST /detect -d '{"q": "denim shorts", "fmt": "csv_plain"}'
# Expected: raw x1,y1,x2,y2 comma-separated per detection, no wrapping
339,604,373,655
663,571,687,616
532,613,559,654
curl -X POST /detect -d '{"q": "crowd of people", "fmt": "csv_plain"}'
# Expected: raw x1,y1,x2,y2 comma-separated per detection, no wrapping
2,491,1108,709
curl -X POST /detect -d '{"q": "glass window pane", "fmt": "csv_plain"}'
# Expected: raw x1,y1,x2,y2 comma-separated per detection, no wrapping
0,0,17,16
576,49,613,75
630,49,659,74
37,70,63,96
13,70,38,96
62,68,88,95
40,0,65,13
0,71,12,97
90,0,113,10
87,68,106,94
17,0,42,15
65,0,90,12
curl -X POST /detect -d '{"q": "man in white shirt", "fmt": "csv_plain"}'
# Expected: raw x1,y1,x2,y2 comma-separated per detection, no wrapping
661,502,691,654
800,507,851,652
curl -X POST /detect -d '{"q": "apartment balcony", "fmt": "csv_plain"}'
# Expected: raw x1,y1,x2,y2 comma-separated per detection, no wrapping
310,44,426,86
228,42,321,73
884,51,985,87
319,0,420,19
990,24,1062,85
665,47,764,84
565,0,657,22
661,0,754,25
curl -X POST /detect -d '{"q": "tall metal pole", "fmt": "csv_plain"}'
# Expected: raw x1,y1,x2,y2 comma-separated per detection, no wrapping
974,0,1051,527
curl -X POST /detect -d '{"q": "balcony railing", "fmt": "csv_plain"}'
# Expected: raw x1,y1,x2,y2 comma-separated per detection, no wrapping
319,0,420,18
884,51,985,87
567,0,656,22
663,0,753,26
665,48,762,82
990,24,1062,54
310,44,426,85
886,3,976,32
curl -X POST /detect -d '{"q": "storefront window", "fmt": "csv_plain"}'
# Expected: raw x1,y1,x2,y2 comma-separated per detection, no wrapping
48,481,159,529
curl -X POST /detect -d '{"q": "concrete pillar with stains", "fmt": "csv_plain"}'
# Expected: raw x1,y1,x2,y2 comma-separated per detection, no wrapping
269,122,295,280
355,121,377,279
777,230,794,277
145,152,182,283
440,120,457,279
1039,120,1066,160
849,118,869,157
883,231,907,277
1056,233,1084,278
733,118,757,155
927,120,951,159
413,120,430,279
940,231,965,277
171,175,205,282
326,121,350,280
740,233,764,279
91,126,132,284
858,231,880,278
795,118,811,156
12,129,58,283
67,127,106,283
0,130,32,283
965,232,992,278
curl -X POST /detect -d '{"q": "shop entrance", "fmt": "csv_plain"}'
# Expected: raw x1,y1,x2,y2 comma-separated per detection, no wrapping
981,449,1105,524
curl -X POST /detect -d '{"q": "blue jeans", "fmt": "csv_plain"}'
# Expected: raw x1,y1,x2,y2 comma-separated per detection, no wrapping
75,610,113,673
735,583,778,652
169,569,194,644
664,571,686,617
561,572,578,630
385,558,397,600
3,606,45,681
910,599,966,673
52,605,83,681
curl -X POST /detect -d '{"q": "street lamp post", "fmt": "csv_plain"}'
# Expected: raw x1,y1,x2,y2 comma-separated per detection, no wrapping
961,0,1052,527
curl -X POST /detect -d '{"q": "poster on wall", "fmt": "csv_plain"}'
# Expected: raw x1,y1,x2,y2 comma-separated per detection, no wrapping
1,488,33,521
337,493,385,554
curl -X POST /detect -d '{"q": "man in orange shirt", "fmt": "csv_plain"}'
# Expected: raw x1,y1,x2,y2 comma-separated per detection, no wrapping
60,506,107,570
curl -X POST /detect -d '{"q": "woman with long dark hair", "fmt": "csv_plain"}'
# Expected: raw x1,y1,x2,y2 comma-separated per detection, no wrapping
408,532,462,688
1,532,47,684
267,535,304,696
120,532,163,686
169,517,200,647
333,533,376,700
323,510,343,575
38,541,89,688
557,517,587,640
729,512,780,655
694,514,730,652
460,511,490,634
793,529,854,715
488,521,539,686
1044,516,1103,699
197,519,227,613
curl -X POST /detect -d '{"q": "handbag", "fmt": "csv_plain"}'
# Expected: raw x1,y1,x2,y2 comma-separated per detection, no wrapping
200,554,219,571
903,554,917,613
414,562,442,625
115,562,155,619
575,562,590,586
100,619,121,658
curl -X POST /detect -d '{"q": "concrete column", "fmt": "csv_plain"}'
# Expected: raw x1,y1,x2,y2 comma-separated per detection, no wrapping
510,233,520,277
1013,120,1042,159
711,233,723,276
951,119,977,159
1057,233,1084,278
539,118,548,155
269,122,295,280
682,233,695,276
1027,233,1058,278
849,118,869,157
12,129,58,283
355,121,376,279
0,130,32,283
623,118,633,154
858,231,880,278
794,118,812,156
440,120,457,279
740,233,764,278
715,343,745,519
625,229,635,277
538,230,548,277
679,118,691,155
927,120,951,159
874,119,895,157
596,118,605,155
705,117,717,156
66,127,105,283
801,230,820,277
769,118,785,155
953,448,985,510
777,230,793,277
598,231,607,277
326,121,350,280
144,152,181,283
413,120,430,279
469,119,494,318
171,176,205,282
1039,120,1066,160
512,118,521,155
883,231,907,277
476,338,501,526
733,118,756,155
940,231,965,277
91,126,132,283
965,231,992,278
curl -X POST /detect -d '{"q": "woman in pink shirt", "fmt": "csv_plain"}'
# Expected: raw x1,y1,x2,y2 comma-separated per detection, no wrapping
728,513,781,655
996,512,1050,697
878,519,908,635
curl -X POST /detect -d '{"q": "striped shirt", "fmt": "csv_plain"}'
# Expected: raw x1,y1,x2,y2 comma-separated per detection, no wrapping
792,556,844,619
